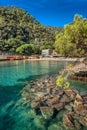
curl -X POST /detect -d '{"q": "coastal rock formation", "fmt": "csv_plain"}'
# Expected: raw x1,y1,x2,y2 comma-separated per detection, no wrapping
21,76,87,130
66,60,87,82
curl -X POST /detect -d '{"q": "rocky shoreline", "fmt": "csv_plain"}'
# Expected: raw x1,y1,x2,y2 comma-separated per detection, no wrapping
21,76,87,130
65,59,87,82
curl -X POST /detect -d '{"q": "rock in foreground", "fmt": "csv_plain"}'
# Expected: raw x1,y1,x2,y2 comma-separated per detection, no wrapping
21,76,87,130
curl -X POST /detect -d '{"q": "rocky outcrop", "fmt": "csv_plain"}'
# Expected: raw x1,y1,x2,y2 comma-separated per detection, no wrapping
21,76,87,130
69,62,87,82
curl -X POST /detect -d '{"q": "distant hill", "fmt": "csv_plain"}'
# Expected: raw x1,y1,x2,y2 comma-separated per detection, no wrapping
0,6,63,54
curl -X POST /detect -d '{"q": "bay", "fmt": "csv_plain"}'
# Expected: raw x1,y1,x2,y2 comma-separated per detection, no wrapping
0,60,87,130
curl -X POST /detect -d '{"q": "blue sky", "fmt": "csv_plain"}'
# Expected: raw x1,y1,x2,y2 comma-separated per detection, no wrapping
0,0,87,26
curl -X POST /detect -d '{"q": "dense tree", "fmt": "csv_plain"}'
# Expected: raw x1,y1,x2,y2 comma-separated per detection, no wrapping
16,44,35,55
0,6,63,54
74,14,83,21
1,6,86,57
54,14,87,57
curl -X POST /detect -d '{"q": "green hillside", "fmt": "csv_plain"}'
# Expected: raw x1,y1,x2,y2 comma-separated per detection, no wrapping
0,6,86,57
0,6,63,55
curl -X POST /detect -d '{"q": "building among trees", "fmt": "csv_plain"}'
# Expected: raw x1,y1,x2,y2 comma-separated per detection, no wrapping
42,49,53,57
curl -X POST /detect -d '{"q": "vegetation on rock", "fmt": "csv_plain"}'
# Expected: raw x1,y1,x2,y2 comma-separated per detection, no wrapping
56,75,70,90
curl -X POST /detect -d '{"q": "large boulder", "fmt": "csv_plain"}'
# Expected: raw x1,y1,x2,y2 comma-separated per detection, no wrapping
31,101,40,109
64,89,76,100
40,107,53,119
28,109,36,119
60,94,71,104
63,112,81,130
56,110,67,121
74,100,87,116
52,103,64,110
35,92,44,102
36,92,44,98
33,115,46,130
65,104,73,111
75,94,83,102
47,95,60,106
83,95,87,103
48,123,64,130
58,89,64,96
79,117,87,127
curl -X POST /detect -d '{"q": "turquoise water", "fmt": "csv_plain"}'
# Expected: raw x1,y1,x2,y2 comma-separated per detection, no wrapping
0,60,87,130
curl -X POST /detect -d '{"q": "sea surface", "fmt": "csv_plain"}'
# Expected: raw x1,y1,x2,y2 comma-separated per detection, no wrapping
0,60,87,130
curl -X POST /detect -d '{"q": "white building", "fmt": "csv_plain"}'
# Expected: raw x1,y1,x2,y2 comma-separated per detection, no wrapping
42,49,53,57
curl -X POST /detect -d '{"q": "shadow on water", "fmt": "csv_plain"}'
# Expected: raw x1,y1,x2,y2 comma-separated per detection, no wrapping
17,72,58,83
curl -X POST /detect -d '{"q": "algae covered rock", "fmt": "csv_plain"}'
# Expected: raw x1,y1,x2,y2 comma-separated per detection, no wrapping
64,89,76,100
79,117,87,127
33,115,46,130
75,94,83,101
63,112,82,130
48,123,64,130
31,101,40,109
56,109,67,121
28,109,36,119
74,100,87,116
47,95,60,106
52,102,64,110
21,76,87,130
40,107,53,119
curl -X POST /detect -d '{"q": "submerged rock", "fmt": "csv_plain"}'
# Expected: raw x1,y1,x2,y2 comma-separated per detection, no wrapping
56,110,67,121
40,107,53,119
79,117,87,127
74,100,87,116
64,89,76,100
58,89,64,96
65,104,73,111
21,76,87,130
52,103,64,110
48,123,64,130
31,101,40,109
63,113,75,130
47,95,60,106
75,94,83,101
28,109,36,119
60,94,71,104
33,115,46,130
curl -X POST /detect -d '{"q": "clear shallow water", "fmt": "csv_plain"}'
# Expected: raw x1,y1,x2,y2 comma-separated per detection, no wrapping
0,60,87,130
0,60,65,86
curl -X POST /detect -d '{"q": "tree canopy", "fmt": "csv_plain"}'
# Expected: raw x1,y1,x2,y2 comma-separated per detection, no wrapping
54,14,87,57
0,6,62,54
0,7,86,57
